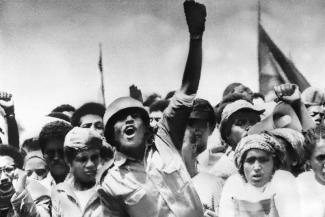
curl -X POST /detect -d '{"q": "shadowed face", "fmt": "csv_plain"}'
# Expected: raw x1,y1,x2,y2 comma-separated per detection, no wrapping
43,139,69,179
227,110,260,148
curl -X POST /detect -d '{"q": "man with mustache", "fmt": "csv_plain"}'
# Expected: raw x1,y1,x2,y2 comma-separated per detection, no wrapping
97,1,207,216
39,120,72,185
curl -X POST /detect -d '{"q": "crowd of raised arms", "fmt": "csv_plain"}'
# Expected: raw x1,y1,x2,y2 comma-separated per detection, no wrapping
1,1,325,217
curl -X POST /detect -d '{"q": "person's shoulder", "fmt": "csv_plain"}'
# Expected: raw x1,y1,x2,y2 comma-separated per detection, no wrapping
224,173,243,186
273,170,295,180
296,171,313,181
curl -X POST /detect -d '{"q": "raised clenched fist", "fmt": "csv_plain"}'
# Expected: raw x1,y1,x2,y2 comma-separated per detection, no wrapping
183,0,207,38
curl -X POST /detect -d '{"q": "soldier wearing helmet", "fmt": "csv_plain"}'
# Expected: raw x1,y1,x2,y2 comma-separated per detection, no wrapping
97,1,207,216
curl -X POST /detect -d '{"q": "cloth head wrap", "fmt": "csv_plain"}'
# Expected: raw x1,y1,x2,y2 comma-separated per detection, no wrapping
234,133,285,170
266,128,305,165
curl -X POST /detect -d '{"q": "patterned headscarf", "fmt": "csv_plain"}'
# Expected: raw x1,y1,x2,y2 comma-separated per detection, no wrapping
266,128,305,165
234,133,286,170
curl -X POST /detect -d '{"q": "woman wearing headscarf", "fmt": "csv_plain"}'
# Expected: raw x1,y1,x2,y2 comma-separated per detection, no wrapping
218,133,300,217
296,125,325,217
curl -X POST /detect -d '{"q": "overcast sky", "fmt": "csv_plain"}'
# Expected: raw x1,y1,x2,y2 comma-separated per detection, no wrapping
1,0,324,131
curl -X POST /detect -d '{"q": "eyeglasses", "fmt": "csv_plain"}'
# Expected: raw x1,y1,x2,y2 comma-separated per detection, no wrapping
26,169,48,177
0,165,15,175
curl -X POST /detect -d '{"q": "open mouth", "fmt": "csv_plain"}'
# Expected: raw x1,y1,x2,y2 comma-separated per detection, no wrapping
251,174,263,181
124,125,136,138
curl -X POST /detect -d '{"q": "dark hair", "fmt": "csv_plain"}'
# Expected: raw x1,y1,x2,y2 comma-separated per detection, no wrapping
71,102,105,127
143,93,161,107
149,100,169,113
52,104,75,113
39,121,73,153
47,112,71,122
0,145,24,169
191,98,217,132
252,92,265,101
222,83,243,97
21,138,40,152
303,125,325,160
165,91,176,100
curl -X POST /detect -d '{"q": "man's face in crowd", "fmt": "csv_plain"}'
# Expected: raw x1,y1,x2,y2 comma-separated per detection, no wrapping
25,158,48,181
243,149,274,188
310,139,325,185
185,118,211,156
149,111,163,129
113,111,147,157
227,110,260,148
0,156,15,194
306,105,325,126
43,139,69,178
233,85,254,102
71,149,100,184
80,114,104,136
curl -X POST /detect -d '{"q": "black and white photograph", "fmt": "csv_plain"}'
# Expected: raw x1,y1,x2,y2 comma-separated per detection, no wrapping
0,0,325,216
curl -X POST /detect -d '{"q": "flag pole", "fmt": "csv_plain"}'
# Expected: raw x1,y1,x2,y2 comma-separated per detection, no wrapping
98,43,106,107
257,0,262,93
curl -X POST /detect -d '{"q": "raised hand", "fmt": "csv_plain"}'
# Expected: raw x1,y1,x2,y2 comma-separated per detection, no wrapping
183,0,207,38
129,84,143,103
12,168,28,195
274,83,301,104
0,91,14,116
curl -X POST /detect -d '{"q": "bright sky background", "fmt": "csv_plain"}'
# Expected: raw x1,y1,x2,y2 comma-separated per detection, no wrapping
1,0,324,132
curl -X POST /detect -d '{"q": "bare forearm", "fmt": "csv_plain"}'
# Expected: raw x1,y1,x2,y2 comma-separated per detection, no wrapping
181,38,202,95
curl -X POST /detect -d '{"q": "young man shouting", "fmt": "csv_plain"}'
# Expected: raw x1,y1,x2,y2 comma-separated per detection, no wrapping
97,1,207,216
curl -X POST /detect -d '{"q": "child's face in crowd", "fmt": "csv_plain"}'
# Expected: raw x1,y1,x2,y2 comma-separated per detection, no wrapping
80,114,104,136
0,156,15,193
71,149,100,184
43,139,69,178
227,111,260,148
310,139,325,185
185,119,210,156
25,158,48,181
243,149,274,188
113,111,147,158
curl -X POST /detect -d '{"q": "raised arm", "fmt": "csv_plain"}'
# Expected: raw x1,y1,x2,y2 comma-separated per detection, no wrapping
0,92,19,148
181,0,206,95
162,0,206,152
274,83,316,131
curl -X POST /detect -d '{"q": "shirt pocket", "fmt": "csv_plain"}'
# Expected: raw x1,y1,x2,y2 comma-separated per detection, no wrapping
124,187,157,217
161,163,190,194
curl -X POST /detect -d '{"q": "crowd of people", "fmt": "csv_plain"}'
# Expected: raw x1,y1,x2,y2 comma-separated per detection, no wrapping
1,1,325,217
